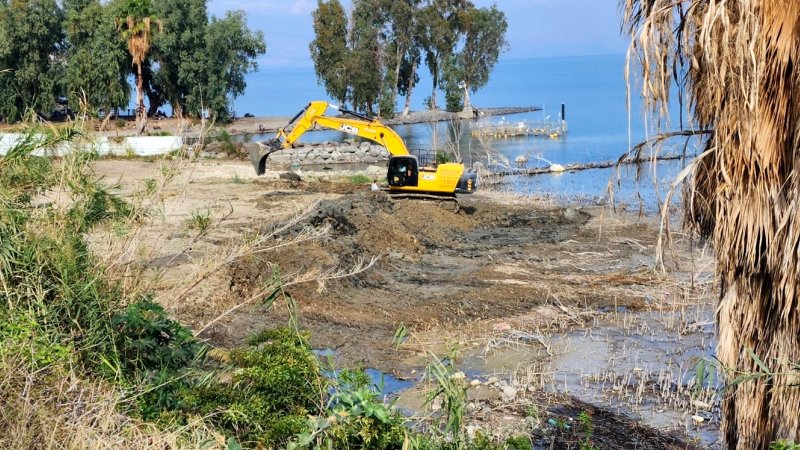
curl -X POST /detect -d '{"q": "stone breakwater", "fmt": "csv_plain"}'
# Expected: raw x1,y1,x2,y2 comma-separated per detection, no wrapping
264,139,390,166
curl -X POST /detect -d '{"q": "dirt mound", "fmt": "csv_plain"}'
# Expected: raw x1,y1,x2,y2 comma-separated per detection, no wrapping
230,193,479,301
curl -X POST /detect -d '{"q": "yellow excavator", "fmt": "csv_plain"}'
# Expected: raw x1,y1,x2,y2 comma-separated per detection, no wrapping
248,101,478,201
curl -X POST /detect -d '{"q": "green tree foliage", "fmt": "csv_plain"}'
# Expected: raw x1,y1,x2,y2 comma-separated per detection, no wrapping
0,0,65,122
0,0,263,124
310,0,506,115
348,0,384,115
64,0,130,115
199,11,266,121
149,2,265,121
310,0,349,106
441,4,508,112
149,0,208,118
417,0,464,111
377,0,421,118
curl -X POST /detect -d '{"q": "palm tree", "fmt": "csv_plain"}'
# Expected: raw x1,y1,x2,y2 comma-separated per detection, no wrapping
117,0,161,134
622,1,800,448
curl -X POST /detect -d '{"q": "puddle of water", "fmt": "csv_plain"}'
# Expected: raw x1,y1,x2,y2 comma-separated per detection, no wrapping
314,349,414,398
545,309,721,448
365,368,415,397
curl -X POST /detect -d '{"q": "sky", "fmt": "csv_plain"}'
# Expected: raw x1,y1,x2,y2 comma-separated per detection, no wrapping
207,0,629,69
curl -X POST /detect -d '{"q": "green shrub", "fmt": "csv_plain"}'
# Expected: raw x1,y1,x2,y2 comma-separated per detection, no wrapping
504,435,533,450
111,297,200,375
350,174,372,185
435,151,452,165
176,328,324,447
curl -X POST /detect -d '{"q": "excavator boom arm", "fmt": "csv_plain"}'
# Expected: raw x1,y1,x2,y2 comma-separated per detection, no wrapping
275,101,409,156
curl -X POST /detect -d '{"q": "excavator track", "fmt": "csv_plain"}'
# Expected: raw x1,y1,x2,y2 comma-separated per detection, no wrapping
385,190,460,213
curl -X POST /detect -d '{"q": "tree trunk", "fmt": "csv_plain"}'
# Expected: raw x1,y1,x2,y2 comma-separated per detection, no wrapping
430,65,438,110
390,46,403,114
429,52,439,110
172,101,183,120
705,3,800,448
135,62,147,135
402,58,417,116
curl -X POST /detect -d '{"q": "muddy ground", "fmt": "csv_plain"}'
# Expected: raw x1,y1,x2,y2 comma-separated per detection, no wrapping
93,158,717,449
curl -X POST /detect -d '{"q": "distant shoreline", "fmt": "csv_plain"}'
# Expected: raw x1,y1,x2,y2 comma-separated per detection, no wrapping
0,106,542,140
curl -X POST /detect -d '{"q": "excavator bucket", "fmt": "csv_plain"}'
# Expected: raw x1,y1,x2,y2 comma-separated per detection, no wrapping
249,139,282,175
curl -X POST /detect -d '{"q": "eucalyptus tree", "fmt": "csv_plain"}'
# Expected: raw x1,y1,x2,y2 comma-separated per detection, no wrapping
441,4,507,111
310,0,349,106
348,0,384,115
0,0,64,122
198,11,266,121
417,0,466,110
64,0,130,116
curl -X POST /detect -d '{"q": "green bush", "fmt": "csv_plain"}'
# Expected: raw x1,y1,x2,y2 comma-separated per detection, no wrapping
175,328,324,447
111,297,200,375
350,174,372,185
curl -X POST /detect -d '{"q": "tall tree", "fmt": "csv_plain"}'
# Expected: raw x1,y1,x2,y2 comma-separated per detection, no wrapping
310,0,349,106
441,4,507,112
398,44,421,116
417,0,466,110
0,0,64,122
150,0,207,118
348,0,384,115
378,0,420,117
198,11,266,121
64,0,130,116
623,1,800,448
116,0,161,133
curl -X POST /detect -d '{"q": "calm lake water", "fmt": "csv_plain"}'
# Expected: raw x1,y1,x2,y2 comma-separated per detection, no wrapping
235,54,700,210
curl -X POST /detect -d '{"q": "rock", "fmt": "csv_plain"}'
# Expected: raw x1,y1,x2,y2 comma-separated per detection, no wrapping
691,415,705,424
692,400,712,410
450,371,466,380
486,376,500,385
470,379,481,387
500,386,517,402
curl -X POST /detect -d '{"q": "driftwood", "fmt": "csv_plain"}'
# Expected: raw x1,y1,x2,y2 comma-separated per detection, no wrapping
488,152,696,178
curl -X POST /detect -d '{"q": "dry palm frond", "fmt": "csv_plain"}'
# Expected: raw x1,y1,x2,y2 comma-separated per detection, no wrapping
622,0,800,447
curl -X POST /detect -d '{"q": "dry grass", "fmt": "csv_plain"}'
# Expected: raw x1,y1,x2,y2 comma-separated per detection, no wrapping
0,357,223,450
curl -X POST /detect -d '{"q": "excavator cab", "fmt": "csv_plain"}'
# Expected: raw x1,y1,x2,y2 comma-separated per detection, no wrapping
387,156,419,187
